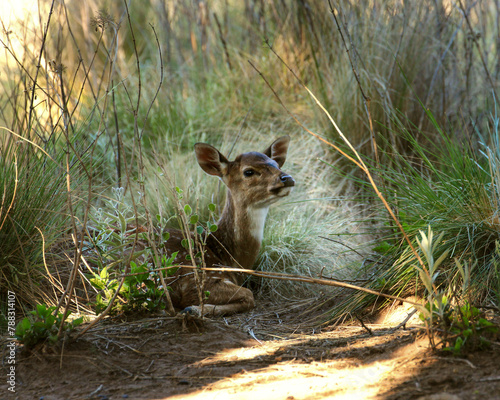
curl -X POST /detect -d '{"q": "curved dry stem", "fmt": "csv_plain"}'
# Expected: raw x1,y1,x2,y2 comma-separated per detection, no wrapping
250,50,432,285
123,264,422,308
0,127,63,171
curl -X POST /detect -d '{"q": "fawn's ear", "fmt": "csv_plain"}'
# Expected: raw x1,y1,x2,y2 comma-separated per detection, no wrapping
263,135,290,168
194,143,229,177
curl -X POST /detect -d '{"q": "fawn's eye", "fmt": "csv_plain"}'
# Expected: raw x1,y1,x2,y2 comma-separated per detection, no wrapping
243,169,255,177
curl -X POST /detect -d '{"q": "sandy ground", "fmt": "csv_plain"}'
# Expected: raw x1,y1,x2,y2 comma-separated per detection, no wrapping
5,299,500,400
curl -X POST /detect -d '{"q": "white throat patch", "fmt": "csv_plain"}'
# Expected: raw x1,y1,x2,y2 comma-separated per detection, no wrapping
247,207,269,243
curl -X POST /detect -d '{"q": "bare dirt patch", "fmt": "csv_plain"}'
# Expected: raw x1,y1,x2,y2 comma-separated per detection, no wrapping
7,300,500,400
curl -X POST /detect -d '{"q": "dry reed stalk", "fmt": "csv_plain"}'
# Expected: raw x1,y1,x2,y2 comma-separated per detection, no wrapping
120,264,421,308
249,55,429,271
213,12,232,71
328,1,379,168
458,0,499,101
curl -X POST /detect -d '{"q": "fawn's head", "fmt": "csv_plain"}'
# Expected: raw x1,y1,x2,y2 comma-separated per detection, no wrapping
194,136,295,208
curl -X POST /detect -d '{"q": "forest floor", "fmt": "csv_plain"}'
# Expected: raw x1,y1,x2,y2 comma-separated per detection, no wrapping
7,297,500,400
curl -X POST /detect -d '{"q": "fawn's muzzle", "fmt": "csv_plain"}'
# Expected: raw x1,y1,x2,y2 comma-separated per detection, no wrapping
280,174,295,187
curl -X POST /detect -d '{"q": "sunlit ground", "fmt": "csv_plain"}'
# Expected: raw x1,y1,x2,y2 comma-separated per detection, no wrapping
165,325,427,400
174,361,391,400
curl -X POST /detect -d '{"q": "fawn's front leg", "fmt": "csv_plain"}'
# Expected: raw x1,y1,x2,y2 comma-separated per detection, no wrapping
182,278,255,317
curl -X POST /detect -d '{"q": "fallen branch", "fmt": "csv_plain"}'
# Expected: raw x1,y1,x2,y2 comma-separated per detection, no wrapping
120,264,421,308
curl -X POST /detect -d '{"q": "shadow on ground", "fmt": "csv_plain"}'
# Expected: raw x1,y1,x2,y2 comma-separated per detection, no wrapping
9,299,500,400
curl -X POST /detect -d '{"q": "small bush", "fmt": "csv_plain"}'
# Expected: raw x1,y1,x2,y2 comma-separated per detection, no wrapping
15,304,83,348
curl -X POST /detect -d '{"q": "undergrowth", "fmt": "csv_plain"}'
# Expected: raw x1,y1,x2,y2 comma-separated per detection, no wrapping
15,304,83,348
415,227,498,354
330,107,500,321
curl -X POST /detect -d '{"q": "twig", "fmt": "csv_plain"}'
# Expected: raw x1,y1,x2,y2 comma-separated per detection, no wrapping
327,1,379,168
389,309,418,332
457,0,499,100
228,108,252,158
430,356,477,369
247,328,262,344
328,2,369,102
27,0,56,139
111,80,121,187
355,315,373,335
54,12,115,332
318,236,368,260
139,23,164,139
62,3,103,121
124,0,142,116
248,60,361,169
77,3,153,336
418,15,464,130
137,22,176,316
87,384,103,398
123,264,422,308
35,226,60,299
0,38,54,103
145,360,155,373
213,12,232,71
479,376,500,382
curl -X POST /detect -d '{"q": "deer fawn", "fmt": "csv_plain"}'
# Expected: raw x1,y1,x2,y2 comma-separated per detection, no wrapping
165,136,294,316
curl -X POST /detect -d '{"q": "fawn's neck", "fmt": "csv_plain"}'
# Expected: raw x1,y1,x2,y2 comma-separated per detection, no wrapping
212,191,268,270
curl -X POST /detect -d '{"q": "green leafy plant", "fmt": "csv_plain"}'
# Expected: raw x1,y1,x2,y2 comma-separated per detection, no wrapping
15,304,83,347
419,297,498,355
84,187,221,316
415,227,499,354
444,303,498,355
88,266,122,315
84,188,177,315
120,253,180,313
88,252,181,315
414,227,451,347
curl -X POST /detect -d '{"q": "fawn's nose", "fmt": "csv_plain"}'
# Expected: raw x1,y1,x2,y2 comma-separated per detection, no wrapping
280,174,295,187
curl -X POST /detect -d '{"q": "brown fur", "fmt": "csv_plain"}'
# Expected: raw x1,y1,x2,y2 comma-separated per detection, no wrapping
165,136,294,316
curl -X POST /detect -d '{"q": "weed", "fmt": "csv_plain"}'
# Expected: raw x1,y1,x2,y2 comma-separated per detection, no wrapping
419,296,498,355
83,186,220,316
414,227,499,354
84,188,173,315
15,304,83,348
88,253,179,315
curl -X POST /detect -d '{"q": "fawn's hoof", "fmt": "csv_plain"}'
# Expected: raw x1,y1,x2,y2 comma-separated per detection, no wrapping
180,306,200,316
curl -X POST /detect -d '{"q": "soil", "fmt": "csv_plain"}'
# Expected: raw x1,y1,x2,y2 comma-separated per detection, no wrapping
5,298,500,400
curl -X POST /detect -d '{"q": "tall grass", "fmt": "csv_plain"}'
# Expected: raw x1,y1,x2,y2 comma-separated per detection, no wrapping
0,138,68,306
330,107,500,318
0,0,498,321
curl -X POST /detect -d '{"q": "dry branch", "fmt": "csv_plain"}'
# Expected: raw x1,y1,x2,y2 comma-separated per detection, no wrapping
327,1,379,169
121,264,421,308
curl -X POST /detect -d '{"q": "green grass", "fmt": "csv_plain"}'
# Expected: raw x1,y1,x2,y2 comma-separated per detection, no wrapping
0,131,89,309
329,107,500,318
